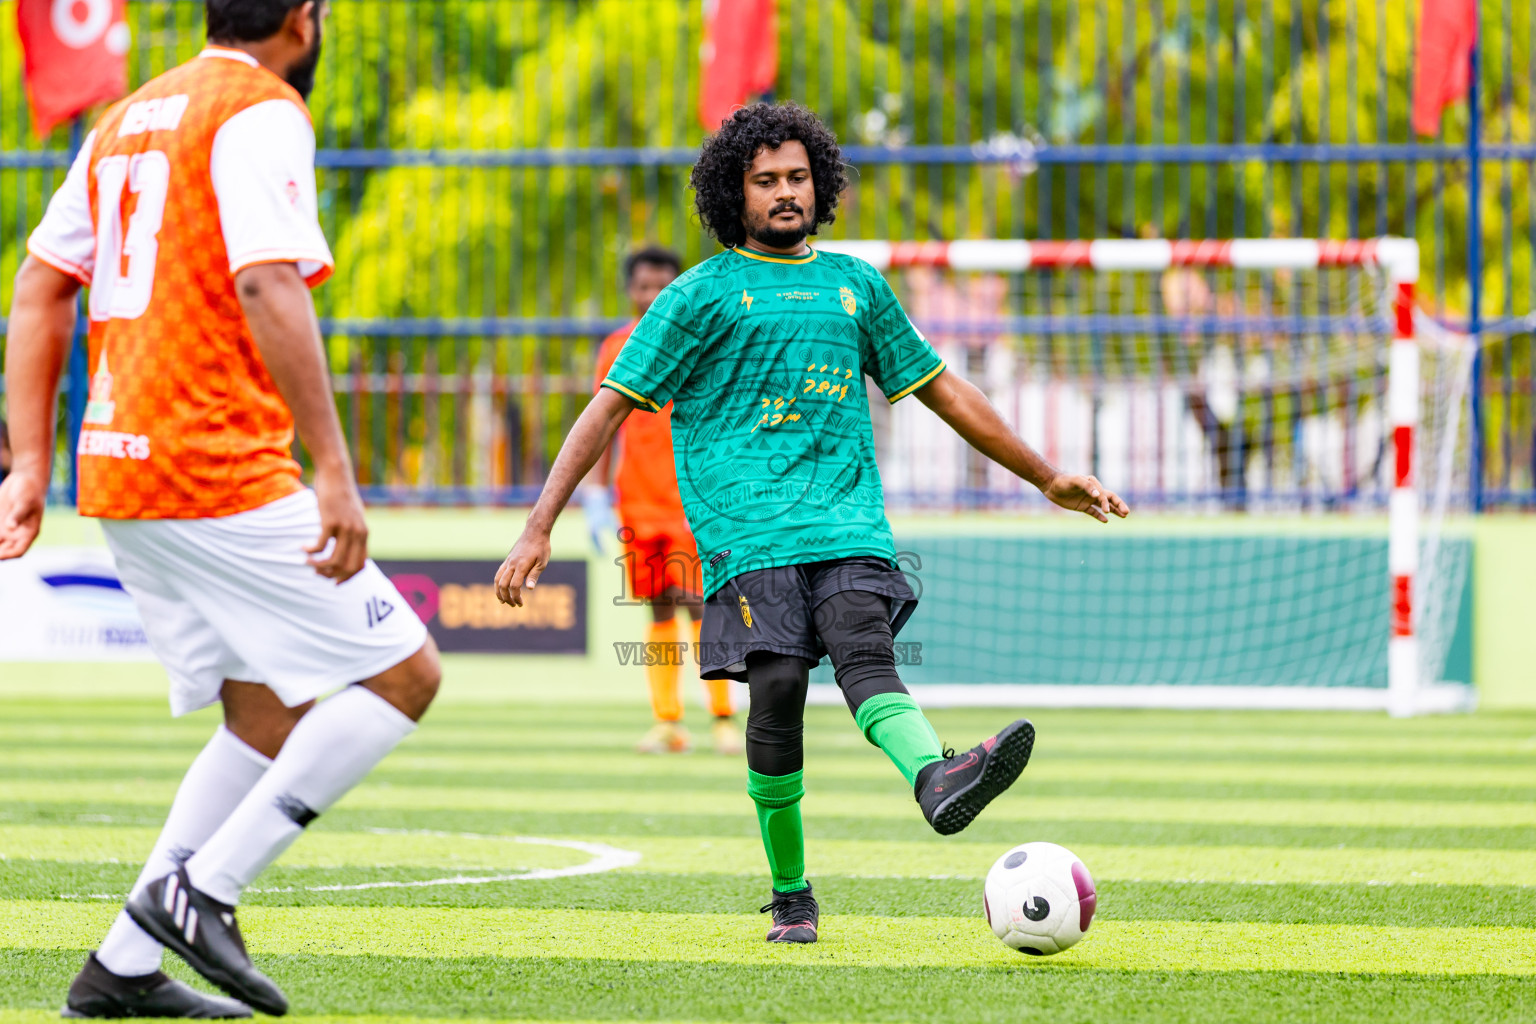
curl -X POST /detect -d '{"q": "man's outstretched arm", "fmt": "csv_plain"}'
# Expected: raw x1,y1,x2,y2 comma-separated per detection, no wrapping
0,257,79,560
495,386,635,606
914,368,1130,522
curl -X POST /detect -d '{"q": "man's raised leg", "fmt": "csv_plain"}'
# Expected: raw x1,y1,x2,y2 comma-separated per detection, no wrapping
813,591,1035,837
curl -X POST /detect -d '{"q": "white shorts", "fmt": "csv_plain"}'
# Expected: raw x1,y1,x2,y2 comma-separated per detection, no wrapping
101,490,428,716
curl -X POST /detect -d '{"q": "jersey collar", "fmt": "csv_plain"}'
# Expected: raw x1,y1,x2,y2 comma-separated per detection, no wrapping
198,46,261,67
733,244,818,265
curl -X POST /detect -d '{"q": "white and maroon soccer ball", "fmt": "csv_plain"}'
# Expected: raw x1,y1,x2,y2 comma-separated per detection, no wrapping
982,842,1097,955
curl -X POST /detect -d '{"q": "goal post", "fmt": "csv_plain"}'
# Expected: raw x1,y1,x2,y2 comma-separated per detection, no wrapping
811,237,1473,715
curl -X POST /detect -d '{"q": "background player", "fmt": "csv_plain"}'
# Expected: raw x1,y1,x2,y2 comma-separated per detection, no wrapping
0,0,439,1015
494,103,1129,945
584,245,741,755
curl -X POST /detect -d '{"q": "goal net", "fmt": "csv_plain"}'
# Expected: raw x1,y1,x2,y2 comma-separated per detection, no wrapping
814,238,1474,715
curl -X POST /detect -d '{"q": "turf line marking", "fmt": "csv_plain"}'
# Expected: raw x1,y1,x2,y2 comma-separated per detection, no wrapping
255,831,641,893
54,830,640,899
5,902,1533,975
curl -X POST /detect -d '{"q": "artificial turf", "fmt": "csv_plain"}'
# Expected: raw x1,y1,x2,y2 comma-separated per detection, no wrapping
1,670,1532,1022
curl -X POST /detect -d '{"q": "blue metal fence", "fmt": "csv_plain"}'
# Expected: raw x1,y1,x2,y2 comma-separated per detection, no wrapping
0,0,1530,507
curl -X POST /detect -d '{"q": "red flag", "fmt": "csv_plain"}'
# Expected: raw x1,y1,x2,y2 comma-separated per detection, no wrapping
698,0,777,132
1411,0,1477,137
16,0,130,137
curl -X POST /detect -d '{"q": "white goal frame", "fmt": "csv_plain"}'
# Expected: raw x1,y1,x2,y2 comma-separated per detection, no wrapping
811,237,1460,716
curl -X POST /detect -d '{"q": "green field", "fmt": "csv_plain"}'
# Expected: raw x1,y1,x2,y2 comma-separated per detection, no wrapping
1,660,1533,1024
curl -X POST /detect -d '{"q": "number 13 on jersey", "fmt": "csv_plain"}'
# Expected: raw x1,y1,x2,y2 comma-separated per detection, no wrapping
90,150,170,322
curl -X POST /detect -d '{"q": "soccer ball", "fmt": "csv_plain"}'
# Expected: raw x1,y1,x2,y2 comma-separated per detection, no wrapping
982,842,1097,955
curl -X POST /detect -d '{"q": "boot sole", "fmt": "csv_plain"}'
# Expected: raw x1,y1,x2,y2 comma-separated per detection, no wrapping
766,928,819,943
61,1000,251,1020
930,719,1036,836
125,897,288,1017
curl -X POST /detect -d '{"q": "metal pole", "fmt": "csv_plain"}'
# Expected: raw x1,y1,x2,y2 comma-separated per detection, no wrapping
63,117,89,508
1467,5,1484,512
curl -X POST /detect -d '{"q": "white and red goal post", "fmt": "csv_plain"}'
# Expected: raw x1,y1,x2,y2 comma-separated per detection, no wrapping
815,237,1442,714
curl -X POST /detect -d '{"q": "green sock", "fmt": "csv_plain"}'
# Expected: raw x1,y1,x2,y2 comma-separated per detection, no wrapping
854,692,946,787
747,769,807,893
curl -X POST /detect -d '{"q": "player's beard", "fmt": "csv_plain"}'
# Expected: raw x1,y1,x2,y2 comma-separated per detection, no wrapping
747,203,813,250
284,6,324,100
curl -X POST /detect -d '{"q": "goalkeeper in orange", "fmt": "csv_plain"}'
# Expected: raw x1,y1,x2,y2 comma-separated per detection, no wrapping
584,245,742,754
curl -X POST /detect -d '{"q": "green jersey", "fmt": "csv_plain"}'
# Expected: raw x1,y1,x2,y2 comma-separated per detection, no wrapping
601,244,945,598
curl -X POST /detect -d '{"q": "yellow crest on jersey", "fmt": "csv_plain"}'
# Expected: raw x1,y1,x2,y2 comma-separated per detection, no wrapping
739,596,754,628
839,287,857,316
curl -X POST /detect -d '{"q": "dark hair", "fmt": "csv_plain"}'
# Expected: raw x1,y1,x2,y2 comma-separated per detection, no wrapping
689,103,848,249
623,244,682,284
206,0,309,43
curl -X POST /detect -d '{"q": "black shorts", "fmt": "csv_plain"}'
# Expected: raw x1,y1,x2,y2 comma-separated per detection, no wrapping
698,556,917,681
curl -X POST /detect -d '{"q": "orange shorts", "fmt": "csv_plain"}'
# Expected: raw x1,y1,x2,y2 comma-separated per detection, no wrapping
620,518,701,602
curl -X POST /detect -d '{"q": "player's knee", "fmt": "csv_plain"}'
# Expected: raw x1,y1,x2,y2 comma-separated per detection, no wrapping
744,653,810,770
403,639,443,709
746,654,809,711
220,680,312,758
365,638,441,721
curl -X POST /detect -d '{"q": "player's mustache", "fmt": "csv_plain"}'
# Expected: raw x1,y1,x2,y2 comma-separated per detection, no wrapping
769,203,804,217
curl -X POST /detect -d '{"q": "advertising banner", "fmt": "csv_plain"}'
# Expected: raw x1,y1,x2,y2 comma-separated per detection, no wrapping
0,546,152,660
377,559,588,655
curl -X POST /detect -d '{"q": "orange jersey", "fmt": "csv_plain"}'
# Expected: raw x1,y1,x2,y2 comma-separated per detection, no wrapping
594,320,689,525
28,49,334,519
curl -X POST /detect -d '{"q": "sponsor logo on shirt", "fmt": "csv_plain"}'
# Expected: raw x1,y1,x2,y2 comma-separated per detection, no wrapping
839,286,858,315
117,95,190,137
284,179,302,207
740,289,753,310
83,350,115,426
77,430,150,461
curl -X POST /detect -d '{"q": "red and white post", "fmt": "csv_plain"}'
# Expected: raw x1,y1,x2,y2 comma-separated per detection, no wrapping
1380,240,1422,717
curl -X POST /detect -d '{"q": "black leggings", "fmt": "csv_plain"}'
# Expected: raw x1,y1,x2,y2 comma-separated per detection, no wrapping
744,590,909,776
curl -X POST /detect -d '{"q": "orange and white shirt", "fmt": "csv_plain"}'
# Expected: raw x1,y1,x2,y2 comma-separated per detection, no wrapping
27,47,334,520
593,319,690,528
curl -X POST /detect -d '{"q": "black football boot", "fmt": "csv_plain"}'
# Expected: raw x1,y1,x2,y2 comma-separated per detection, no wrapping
760,883,819,943
124,866,288,1017
916,719,1035,836
61,951,252,1018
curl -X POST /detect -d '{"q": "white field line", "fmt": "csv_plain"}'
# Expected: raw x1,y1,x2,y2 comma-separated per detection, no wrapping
61,829,642,900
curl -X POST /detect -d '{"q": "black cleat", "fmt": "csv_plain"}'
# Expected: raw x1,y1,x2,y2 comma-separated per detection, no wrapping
124,866,288,1017
760,883,819,943
61,951,252,1018
916,718,1035,836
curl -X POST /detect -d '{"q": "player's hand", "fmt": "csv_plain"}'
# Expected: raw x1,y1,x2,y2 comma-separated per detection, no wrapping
495,529,551,607
1043,473,1130,523
0,471,47,561
306,466,369,583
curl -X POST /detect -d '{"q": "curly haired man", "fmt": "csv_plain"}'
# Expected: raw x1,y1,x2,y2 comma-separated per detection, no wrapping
495,103,1129,944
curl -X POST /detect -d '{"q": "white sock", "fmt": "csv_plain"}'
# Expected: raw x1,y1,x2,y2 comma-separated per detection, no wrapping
95,726,272,977
185,685,416,905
